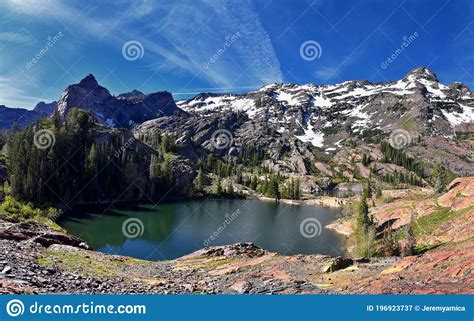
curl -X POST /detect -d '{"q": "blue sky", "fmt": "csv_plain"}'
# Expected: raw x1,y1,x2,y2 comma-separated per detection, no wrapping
0,0,473,109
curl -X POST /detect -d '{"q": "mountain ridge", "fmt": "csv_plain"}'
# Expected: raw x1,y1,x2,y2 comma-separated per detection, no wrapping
1,66,472,133
1,67,472,180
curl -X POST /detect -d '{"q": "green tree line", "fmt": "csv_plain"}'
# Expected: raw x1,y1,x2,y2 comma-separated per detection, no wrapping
4,109,178,206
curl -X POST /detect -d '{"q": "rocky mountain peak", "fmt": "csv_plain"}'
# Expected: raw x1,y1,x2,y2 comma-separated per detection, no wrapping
55,75,181,127
78,74,99,89
117,89,145,100
194,92,220,100
449,82,471,93
33,101,57,115
404,67,438,82
130,89,144,96
57,74,111,117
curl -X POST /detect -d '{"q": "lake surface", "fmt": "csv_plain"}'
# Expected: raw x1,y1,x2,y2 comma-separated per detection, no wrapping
59,199,347,261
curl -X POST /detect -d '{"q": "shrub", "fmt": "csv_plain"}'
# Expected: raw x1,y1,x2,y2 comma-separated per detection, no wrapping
355,225,377,258
0,195,59,222
403,222,416,256
381,227,400,256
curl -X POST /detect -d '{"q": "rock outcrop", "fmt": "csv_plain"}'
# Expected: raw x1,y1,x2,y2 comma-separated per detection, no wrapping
0,221,90,250
56,74,182,128
329,177,474,246
33,101,57,115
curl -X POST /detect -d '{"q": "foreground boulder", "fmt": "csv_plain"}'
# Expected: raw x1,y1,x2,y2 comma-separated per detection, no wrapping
0,221,90,250
182,242,266,259
320,257,354,273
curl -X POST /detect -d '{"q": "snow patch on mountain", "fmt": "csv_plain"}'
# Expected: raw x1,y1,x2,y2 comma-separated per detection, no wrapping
442,103,474,126
312,93,332,108
178,96,257,117
417,78,448,99
295,121,324,147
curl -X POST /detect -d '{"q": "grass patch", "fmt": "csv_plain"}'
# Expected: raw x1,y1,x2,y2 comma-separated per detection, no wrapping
37,249,121,277
413,205,473,237
380,266,403,275
37,256,54,266
204,258,233,269
126,258,153,264
392,226,408,241
392,205,473,242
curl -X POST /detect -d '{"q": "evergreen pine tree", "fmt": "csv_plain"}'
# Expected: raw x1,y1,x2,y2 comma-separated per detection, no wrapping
227,182,234,195
216,177,222,195
196,168,204,192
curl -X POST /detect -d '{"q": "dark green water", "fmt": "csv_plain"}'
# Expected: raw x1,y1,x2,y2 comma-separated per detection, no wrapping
58,199,347,261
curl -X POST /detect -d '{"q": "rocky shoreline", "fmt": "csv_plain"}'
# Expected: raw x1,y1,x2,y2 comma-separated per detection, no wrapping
1,219,472,294
255,195,350,207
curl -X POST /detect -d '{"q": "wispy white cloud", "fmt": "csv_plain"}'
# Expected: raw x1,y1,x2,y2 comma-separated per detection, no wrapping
0,31,34,44
313,66,340,81
4,0,283,90
4,0,52,15
121,0,283,87
0,75,51,107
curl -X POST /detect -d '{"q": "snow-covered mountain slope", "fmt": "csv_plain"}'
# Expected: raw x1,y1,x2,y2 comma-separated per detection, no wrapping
177,67,474,148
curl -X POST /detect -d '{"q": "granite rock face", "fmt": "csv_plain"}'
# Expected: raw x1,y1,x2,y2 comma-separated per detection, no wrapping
56,74,182,128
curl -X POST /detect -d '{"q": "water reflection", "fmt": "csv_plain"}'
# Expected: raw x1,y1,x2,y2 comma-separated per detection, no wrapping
59,199,347,261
